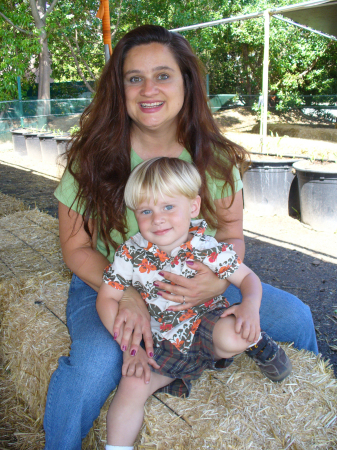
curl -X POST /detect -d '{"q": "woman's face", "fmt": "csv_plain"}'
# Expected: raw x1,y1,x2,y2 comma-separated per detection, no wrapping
123,43,185,134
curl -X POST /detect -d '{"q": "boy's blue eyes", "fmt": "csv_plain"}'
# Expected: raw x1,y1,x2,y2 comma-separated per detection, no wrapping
140,205,173,215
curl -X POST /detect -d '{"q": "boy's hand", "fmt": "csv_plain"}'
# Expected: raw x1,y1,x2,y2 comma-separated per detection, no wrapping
221,301,261,343
122,346,160,384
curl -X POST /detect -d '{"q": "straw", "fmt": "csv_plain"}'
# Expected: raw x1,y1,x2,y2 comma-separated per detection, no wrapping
0,192,28,218
0,209,68,280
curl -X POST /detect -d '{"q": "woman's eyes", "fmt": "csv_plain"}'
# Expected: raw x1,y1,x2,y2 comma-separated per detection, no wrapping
158,73,169,80
128,73,169,83
129,76,142,83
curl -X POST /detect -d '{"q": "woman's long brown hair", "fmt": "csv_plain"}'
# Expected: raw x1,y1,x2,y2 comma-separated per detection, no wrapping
66,25,249,256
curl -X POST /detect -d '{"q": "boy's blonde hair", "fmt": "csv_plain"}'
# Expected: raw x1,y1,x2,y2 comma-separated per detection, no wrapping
124,157,201,210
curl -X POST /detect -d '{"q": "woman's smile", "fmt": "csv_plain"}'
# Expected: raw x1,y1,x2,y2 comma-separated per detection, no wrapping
139,101,165,114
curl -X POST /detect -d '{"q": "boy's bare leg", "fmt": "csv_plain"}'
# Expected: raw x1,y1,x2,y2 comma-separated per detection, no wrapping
107,372,172,446
212,315,251,359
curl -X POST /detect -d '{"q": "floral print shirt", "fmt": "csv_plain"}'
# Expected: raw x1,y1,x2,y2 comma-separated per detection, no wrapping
103,219,240,353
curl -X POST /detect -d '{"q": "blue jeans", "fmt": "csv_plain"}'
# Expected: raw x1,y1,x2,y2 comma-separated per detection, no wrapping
43,274,318,449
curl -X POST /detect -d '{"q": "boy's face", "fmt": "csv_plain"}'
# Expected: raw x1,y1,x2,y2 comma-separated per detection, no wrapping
134,193,201,255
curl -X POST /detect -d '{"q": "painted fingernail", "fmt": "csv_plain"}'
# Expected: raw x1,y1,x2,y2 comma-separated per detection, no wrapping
186,261,194,265
153,282,159,286
122,345,127,352
158,272,164,276
113,332,118,340
149,352,154,358
131,349,136,356
157,292,163,296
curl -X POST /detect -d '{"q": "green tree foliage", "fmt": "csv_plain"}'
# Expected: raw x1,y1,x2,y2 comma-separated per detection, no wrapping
1,0,336,108
0,0,40,100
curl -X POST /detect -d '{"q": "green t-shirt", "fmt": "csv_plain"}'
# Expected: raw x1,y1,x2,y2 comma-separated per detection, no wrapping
54,148,243,262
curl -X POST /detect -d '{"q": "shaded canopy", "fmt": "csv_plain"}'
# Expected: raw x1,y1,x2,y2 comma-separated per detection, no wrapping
280,0,337,38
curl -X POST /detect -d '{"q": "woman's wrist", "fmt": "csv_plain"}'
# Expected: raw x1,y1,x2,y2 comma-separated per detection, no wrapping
119,286,150,320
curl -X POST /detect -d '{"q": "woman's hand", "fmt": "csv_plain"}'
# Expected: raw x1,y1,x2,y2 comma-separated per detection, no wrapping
122,346,160,384
113,286,154,358
155,260,229,312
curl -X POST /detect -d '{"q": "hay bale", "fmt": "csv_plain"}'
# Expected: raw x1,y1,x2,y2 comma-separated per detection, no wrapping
0,209,67,280
1,273,70,421
133,350,337,450
0,272,99,450
0,355,46,450
0,192,28,218
1,272,336,449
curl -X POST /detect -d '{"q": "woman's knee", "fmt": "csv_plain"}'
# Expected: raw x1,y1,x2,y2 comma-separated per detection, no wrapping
262,285,311,322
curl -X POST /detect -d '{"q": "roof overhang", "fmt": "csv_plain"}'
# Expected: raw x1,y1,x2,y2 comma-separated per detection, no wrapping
277,0,337,39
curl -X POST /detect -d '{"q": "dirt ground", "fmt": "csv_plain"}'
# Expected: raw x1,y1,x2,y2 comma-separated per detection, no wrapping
1,108,336,378
214,107,337,160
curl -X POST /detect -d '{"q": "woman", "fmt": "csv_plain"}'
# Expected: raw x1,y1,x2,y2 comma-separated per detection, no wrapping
44,25,318,450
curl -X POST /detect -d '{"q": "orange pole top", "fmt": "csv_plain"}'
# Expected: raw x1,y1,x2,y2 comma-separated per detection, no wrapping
96,0,112,55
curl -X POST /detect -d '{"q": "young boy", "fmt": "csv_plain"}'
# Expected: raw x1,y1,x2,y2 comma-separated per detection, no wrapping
96,157,292,450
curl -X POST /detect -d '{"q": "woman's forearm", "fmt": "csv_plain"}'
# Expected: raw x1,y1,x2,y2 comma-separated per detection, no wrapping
58,202,108,291
64,246,109,292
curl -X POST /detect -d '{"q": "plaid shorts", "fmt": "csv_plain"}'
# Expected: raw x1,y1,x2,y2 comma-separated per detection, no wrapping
151,306,231,397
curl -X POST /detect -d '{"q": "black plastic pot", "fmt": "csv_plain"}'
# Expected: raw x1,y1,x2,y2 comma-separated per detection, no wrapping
39,134,59,165
24,131,43,162
10,129,28,156
293,161,337,232
242,158,300,216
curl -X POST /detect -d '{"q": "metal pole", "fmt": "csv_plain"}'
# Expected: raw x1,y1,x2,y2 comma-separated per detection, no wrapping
104,44,110,62
171,11,264,32
261,10,270,152
17,76,24,128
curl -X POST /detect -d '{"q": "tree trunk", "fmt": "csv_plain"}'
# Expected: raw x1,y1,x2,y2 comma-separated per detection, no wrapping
30,0,54,101
242,44,252,96
37,28,51,100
